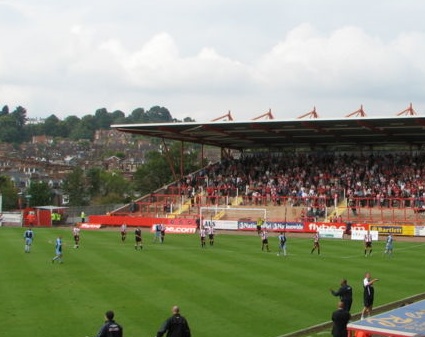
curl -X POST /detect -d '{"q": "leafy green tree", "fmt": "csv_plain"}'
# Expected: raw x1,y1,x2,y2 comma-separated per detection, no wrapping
133,142,201,195
85,168,132,204
61,115,81,137
146,106,172,123
0,114,21,142
0,105,27,143
0,175,19,210
96,170,131,204
79,115,97,139
86,167,102,197
69,116,95,140
94,108,113,129
1,105,9,116
43,115,62,137
11,106,27,129
27,181,53,206
24,122,45,138
133,151,171,195
111,110,126,124
102,170,130,197
62,167,89,206
127,108,146,123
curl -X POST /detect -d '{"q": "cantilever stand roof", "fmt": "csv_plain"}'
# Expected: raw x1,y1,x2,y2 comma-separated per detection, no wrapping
347,300,425,337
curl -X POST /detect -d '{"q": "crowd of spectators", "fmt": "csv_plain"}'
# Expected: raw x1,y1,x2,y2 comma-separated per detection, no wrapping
172,152,425,217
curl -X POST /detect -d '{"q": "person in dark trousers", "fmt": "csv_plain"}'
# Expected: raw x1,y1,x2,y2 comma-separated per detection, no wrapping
364,230,373,257
160,224,166,243
52,235,63,263
310,231,320,255
331,301,351,337
93,310,123,337
120,224,127,242
134,227,143,250
23,227,34,253
261,229,270,252
361,272,379,320
277,232,287,256
156,305,191,337
330,279,353,312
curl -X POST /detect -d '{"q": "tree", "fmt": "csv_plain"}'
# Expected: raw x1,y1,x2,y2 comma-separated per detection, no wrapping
11,106,27,129
133,142,201,195
0,175,19,210
0,105,28,143
94,170,131,204
85,168,132,204
128,108,146,123
111,110,126,124
133,151,171,195
43,115,62,137
1,105,9,116
85,167,103,197
0,114,21,142
27,181,53,207
94,108,113,129
24,122,45,139
79,115,97,139
62,167,89,206
61,115,81,137
146,106,173,123
69,116,96,140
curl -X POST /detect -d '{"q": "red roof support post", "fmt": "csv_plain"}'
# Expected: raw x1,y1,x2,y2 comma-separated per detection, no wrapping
297,107,319,119
252,109,274,120
346,105,367,118
397,103,417,116
211,111,233,121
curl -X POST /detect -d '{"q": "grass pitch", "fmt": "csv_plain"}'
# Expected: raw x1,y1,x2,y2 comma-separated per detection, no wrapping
1,227,424,337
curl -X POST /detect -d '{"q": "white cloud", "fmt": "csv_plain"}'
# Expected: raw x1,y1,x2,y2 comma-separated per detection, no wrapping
1,0,425,120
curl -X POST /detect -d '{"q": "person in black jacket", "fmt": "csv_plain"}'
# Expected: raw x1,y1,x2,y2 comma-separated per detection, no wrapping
331,301,351,337
134,227,143,250
94,310,123,337
156,305,191,337
330,279,353,312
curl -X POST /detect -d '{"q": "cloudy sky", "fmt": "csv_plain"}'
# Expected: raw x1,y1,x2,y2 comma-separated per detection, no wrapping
1,0,425,122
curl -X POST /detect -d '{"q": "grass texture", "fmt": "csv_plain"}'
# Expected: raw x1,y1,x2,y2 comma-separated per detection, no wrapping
1,227,424,337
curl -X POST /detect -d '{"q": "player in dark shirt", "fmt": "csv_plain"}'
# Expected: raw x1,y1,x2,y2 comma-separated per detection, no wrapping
134,227,143,250
156,306,191,337
330,279,353,312
331,301,351,337
94,310,123,337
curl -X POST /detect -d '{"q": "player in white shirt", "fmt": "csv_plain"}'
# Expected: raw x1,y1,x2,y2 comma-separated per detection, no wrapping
364,230,373,257
311,231,320,255
120,224,127,242
261,229,270,252
207,225,215,246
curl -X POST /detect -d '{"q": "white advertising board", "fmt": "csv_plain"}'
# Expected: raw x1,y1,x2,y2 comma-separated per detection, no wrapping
318,228,344,239
351,230,379,241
